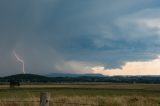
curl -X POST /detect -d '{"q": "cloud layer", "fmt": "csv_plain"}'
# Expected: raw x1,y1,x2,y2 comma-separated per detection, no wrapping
0,0,160,76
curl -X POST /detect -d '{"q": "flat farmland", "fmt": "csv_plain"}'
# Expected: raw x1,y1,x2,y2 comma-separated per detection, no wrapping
0,83,160,106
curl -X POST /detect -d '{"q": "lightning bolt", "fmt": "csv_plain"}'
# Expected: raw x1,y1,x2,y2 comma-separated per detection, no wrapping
13,50,25,74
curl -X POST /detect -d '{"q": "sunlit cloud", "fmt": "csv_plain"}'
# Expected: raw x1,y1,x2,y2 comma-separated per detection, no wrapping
139,18,160,29
92,56,160,76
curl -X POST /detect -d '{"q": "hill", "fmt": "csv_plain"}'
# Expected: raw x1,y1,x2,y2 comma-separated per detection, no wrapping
2,74,51,82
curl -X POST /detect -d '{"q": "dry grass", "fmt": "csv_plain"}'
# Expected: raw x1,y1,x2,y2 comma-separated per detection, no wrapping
0,96,159,106
0,84,160,106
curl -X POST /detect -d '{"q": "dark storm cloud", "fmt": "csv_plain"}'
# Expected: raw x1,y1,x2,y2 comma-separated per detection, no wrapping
1,0,160,76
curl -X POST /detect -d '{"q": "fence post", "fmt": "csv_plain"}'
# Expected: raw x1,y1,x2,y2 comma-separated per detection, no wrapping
40,92,50,106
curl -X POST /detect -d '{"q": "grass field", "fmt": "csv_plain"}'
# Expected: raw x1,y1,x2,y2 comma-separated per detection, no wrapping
0,83,160,106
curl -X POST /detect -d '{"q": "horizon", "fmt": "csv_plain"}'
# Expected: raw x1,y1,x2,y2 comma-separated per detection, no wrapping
1,0,160,76
1,72,160,78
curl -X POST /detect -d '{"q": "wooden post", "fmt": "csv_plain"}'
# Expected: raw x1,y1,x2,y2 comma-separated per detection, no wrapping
40,92,50,106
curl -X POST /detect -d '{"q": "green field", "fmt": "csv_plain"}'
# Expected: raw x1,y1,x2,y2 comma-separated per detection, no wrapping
0,83,160,106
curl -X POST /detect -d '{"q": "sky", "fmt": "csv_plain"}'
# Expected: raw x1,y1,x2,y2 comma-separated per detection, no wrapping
1,0,160,76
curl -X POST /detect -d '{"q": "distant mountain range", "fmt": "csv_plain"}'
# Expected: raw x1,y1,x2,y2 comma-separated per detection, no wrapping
46,73,105,77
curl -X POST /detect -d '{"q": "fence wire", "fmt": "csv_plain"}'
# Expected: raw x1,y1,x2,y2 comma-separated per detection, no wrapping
0,100,39,102
0,100,105,106
54,101,103,106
